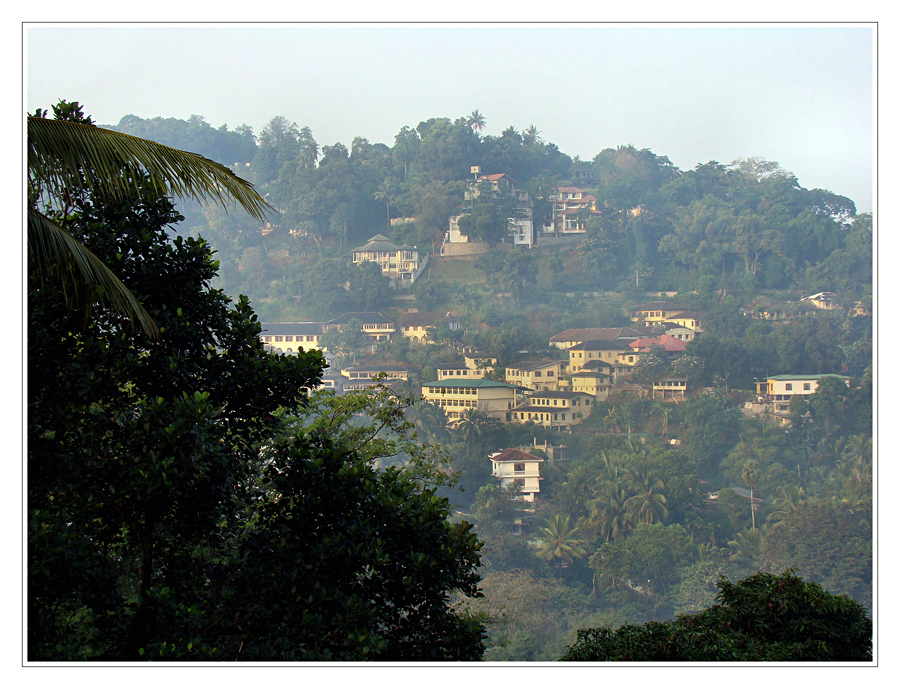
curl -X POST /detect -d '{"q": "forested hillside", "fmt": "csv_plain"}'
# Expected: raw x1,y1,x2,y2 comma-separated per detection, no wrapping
58,109,873,662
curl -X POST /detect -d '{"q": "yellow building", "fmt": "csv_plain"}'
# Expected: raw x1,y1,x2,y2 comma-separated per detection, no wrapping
509,391,595,430
322,312,396,343
422,378,527,422
629,301,692,325
567,340,629,373
350,234,423,283
504,360,568,391
755,374,851,413
568,363,612,399
259,322,324,354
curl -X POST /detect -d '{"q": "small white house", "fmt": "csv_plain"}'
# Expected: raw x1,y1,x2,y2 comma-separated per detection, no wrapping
489,448,544,502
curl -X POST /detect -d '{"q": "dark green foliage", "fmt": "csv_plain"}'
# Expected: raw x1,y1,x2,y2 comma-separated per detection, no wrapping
230,435,485,661
764,500,872,610
560,571,871,662
28,180,324,660
28,145,486,660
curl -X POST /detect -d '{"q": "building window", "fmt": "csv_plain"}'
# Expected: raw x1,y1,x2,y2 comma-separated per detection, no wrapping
514,463,525,473
785,383,793,391
803,383,811,391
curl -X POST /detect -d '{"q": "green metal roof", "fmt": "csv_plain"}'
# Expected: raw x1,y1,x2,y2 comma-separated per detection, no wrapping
766,374,851,381
423,378,526,389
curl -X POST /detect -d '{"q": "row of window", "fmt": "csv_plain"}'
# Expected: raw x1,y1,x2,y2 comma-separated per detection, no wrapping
783,383,812,391
427,387,479,396
265,335,319,343
510,411,571,422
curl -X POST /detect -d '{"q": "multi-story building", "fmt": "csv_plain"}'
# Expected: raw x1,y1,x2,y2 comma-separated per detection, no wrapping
567,362,613,399
542,186,601,236
504,359,568,391
421,378,527,422
549,327,647,350
489,447,545,502
509,390,595,431
755,374,851,413
322,312,396,343
398,311,460,343
447,171,535,248
350,234,424,284
259,322,325,354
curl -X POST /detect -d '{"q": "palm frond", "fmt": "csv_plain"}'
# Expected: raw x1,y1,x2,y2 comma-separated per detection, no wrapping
28,207,159,337
28,117,273,221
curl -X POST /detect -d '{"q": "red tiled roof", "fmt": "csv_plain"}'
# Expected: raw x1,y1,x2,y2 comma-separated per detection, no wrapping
488,448,544,463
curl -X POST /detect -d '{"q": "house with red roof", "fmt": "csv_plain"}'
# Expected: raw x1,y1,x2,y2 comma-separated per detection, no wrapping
542,186,602,236
489,447,545,502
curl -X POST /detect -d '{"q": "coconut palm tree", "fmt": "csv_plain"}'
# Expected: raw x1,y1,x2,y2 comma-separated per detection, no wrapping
586,484,634,543
727,526,767,569
766,485,807,529
522,125,542,145
28,103,272,337
455,407,491,455
467,110,486,133
742,461,760,529
374,181,394,227
535,514,587,567
624,468,669,525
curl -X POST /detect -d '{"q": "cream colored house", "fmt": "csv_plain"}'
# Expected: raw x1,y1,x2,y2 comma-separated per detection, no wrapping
755,374,851,412
489,448,544,502
510,391,594,431
398,311,460,343
422,378,527,422
504,360,567,391
435,363,483,381
652,376,687,400
340,364,408,382
322,312,396,343
350,234,423,283
259,322,324,353
567,363,613,399
567,340,629,373
629,301,693,325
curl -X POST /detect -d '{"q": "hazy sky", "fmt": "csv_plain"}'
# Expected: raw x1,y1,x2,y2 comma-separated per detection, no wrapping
25,23,875,211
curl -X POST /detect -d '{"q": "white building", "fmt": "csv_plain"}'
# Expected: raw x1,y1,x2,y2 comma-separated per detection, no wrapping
489,447,544,502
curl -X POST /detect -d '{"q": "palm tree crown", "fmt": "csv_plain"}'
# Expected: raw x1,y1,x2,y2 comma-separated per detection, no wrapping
28,102,273,336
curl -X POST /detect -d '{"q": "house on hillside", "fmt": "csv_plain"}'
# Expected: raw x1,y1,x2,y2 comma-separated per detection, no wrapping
567,362,613,399
260,322,325,354
489,448,544,502
322,312,396,343
504,359,568,391
510,390,595,431
755,374,851,413
628,302,702,330
341,363,409,383
627,333,688,358
549,327,647,350
566,340,630,373
652,376,687,400
446,171,536,249
800,291,839,311
542,186,601,236
398,311,460,343
421,378,528,422
435,362,483,381
350,234,425,284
